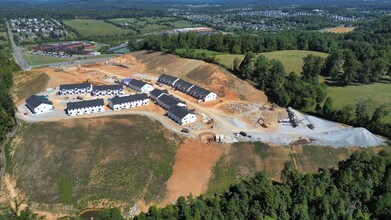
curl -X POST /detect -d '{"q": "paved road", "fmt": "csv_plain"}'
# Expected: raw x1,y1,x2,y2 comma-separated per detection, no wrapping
30,57,118,69
6,21,30,71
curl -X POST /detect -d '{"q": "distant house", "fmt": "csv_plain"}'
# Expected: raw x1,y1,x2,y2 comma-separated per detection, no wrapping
59,83,92,95
157,74,179,86
108,94,149,111
128,79,154,93
167,105,197,125
66,99,105,116
92,84,123,96
149,88,168,102
156,94,186,110
25,95,54,115
173,79,194,93
188,85,217,102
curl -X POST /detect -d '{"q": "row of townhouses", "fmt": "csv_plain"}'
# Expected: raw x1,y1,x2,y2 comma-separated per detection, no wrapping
157,74,217,102
58,79,154,96
150,88,198,125
26,79,198,125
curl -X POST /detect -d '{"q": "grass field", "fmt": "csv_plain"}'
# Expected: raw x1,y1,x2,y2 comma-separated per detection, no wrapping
11,116,180,211
63,19,132,37
320,27,355,33
215,50,329,74
206,142,386,196
108,17,201,34
22,47,117,66
326,83,391,123
0,31,8,46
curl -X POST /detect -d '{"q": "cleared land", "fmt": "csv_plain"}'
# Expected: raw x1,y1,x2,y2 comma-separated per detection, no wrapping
321,26,355,33
327,83,391,123
10,116,180,212
63,19,132,37
206,142,387,196
215,50,329,74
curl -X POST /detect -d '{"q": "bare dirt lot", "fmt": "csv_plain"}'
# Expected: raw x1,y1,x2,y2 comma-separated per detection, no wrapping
163,138,223,205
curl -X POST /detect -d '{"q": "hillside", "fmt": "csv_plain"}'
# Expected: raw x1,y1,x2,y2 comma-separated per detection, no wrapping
130,50,268,103
9,115,180,213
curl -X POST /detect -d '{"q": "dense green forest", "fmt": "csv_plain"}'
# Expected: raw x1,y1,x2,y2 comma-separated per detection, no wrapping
0,51,19,141
136,151,391,220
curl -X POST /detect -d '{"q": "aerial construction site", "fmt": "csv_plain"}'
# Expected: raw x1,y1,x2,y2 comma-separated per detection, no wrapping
14,51,385,147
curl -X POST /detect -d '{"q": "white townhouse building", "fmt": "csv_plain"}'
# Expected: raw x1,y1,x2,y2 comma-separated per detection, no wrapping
66,99,105,116
156,93,186,110
149,88,168,102
157,74,217,102
59,83,92,95
188,85,217,102
92,84,123,96
108,94,149,111
157,74,179,86
167,105,197,125
128,79,154,93
25,95,54,115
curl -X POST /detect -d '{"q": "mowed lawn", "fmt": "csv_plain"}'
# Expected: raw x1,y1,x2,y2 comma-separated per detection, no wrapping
215,50,329,74
327,83,391,123
63,19,131,37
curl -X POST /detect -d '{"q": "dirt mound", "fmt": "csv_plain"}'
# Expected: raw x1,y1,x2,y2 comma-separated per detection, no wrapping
131,51,267,102
312,127,385,147
163,138,223,205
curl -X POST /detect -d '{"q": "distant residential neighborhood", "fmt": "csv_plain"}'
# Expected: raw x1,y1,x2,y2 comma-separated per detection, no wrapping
10,18,70,41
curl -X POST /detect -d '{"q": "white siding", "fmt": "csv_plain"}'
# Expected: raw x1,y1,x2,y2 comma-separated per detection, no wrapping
33,103,54,114
109,99,150,111
67,105,105,116
204,92,217,102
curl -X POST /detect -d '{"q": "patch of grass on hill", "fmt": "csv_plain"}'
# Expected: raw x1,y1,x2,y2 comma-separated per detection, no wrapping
63,19,131,37
10,116,180,210
12,72,50,102
206,155,237,197
206,142,384,196
326,83,391,123
215,50,329,74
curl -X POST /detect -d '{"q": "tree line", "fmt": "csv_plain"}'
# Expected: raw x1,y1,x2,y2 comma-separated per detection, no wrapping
130,16,391,86
135,150,391,220
0,51,19,142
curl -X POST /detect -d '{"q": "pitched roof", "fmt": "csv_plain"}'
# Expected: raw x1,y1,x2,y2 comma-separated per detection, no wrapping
168,105,195,119
158,94,185,108
59,83,91,90
174,79,194,90
92,84,123,91
150,88,168,98
158,74,178,83
188,85,212,97
110,94,148,105
26,95,52,109
67,99,104,110
128,79,149,88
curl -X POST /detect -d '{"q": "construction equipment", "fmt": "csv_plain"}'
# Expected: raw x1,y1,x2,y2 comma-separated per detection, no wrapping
112,76,119,83
262,102,277,111
258,117,268,128
85,78,92,84
287,107,298,128
181,128,189,133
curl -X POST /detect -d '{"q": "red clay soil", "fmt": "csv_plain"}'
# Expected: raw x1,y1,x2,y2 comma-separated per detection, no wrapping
163,138,223,205
131,51,268,103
